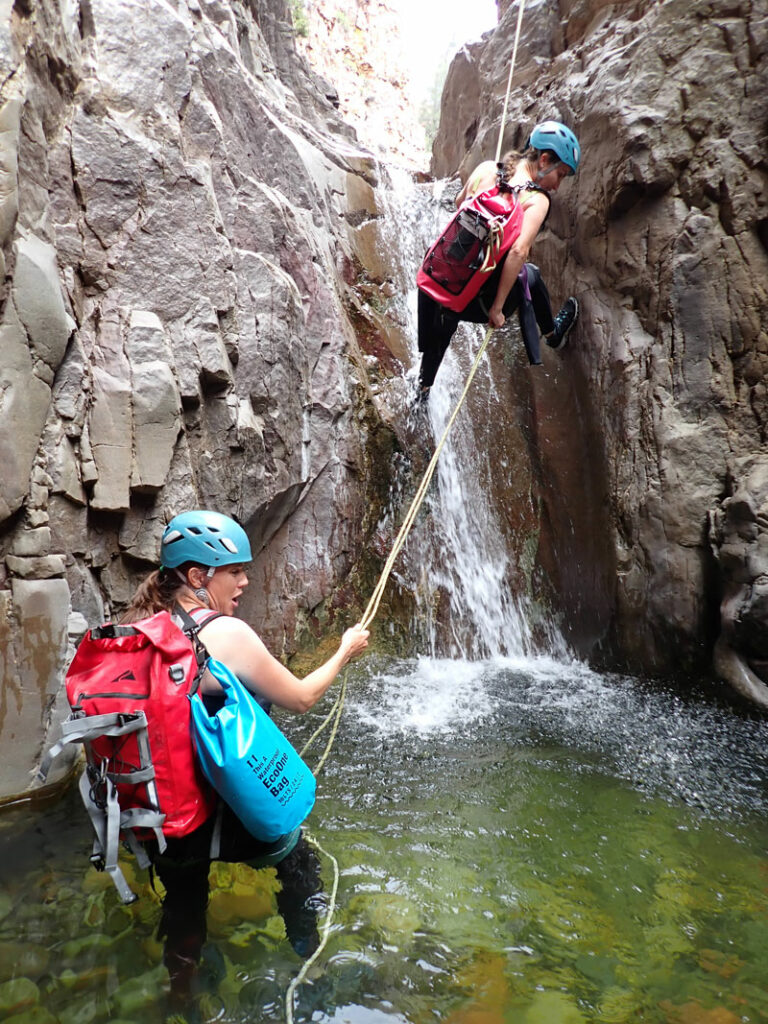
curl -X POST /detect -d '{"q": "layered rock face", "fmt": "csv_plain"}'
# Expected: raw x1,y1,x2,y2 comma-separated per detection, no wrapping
432,0,768,702
0,0,407,799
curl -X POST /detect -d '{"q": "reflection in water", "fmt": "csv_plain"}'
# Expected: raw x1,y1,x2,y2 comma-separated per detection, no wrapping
309,659,768,1023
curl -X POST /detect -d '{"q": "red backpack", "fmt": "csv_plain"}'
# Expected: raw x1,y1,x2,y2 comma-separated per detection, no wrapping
39,609,218,903
417,186,525,312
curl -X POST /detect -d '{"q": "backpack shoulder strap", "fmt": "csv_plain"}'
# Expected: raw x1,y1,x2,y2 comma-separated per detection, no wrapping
173,604,224,636
515,180,552,224
172,605,225,695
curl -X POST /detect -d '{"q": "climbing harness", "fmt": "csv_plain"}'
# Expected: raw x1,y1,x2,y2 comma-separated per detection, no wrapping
286,7,529,1020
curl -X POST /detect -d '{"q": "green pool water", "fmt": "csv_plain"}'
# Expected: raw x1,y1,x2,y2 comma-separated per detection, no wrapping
1,655,767,1024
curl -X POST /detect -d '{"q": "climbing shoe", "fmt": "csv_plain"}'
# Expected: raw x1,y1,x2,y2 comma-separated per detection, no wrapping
547,297,579,350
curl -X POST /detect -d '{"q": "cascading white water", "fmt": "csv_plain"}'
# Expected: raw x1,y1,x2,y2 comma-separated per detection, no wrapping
375,165,563,660
422,357,534,657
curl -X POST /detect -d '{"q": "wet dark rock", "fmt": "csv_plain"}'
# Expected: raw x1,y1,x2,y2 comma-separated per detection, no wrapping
431,0,768,699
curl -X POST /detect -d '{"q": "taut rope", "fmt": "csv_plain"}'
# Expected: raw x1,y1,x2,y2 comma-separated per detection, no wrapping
287,3,527,1018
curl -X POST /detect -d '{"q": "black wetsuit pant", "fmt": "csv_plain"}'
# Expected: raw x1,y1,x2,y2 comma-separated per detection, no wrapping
150,803,322,1011
418,262,556,389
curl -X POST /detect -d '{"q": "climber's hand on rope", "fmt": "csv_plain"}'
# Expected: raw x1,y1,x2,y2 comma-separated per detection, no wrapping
339,624,369,664
488,305,506,329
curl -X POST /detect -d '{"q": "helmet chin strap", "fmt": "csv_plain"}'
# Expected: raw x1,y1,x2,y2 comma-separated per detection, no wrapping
535,158,563,182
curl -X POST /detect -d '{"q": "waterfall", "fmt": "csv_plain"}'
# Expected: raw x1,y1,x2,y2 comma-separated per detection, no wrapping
375,165,566,661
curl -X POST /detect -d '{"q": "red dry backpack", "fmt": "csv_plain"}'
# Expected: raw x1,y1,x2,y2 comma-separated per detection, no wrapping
39,609,218,903
416,185,525,312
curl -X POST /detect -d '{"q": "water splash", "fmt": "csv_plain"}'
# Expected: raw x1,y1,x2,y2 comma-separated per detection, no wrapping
349,655,496,736
346,655,768,820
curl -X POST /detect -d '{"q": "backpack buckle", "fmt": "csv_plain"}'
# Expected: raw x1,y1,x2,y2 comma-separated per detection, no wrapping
496,161,512,192
169,664,185,684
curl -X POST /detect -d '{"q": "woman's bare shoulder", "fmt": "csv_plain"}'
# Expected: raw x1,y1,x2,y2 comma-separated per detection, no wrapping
467,160,497,189
470,159,497,177
200,614,261,642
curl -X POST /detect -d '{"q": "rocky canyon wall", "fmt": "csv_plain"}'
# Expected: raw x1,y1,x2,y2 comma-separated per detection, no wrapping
432,0,768,703
0,0,410,800
294,0,427,168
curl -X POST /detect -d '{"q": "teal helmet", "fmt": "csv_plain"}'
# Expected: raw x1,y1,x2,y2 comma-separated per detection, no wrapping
161,511,252,569
528,121,580,174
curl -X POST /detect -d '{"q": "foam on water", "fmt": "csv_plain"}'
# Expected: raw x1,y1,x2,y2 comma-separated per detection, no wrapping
347,654,768,819
320,1008,409,1024
348,655,496,735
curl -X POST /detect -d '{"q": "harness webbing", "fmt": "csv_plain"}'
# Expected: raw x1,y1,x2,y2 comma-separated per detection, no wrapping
45,710,167,904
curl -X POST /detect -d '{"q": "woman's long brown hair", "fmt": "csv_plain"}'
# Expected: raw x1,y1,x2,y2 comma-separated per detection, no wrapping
120,567,185,624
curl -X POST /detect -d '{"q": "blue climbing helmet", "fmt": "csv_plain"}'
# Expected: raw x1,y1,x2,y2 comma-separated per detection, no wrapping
528,121,580,174
161,510,252,568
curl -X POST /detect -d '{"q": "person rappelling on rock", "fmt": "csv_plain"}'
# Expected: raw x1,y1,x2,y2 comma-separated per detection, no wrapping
415,120,581,400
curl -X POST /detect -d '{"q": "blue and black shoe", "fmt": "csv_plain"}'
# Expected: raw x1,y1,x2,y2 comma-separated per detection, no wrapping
547,297,579,350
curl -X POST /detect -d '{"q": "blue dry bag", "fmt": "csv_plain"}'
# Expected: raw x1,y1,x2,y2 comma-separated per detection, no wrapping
189,658,316,842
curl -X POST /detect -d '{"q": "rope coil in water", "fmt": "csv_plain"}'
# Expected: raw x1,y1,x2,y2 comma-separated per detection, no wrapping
286,1,527,1016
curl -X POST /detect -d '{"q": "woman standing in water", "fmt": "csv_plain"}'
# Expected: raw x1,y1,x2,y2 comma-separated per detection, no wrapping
121,509,369,1007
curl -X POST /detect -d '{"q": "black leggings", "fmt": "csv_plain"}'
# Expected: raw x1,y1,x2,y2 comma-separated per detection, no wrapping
150,804,322,1009
418,263,555,389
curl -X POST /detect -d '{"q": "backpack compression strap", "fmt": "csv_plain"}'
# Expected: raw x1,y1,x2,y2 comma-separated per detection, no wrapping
40,711,166,904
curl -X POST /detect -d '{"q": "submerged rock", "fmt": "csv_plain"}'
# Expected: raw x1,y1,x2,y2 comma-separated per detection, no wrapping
110,964,169,1016
0,978,40,1017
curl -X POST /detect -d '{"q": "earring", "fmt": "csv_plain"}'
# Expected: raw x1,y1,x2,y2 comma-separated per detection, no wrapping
193,588,210,606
